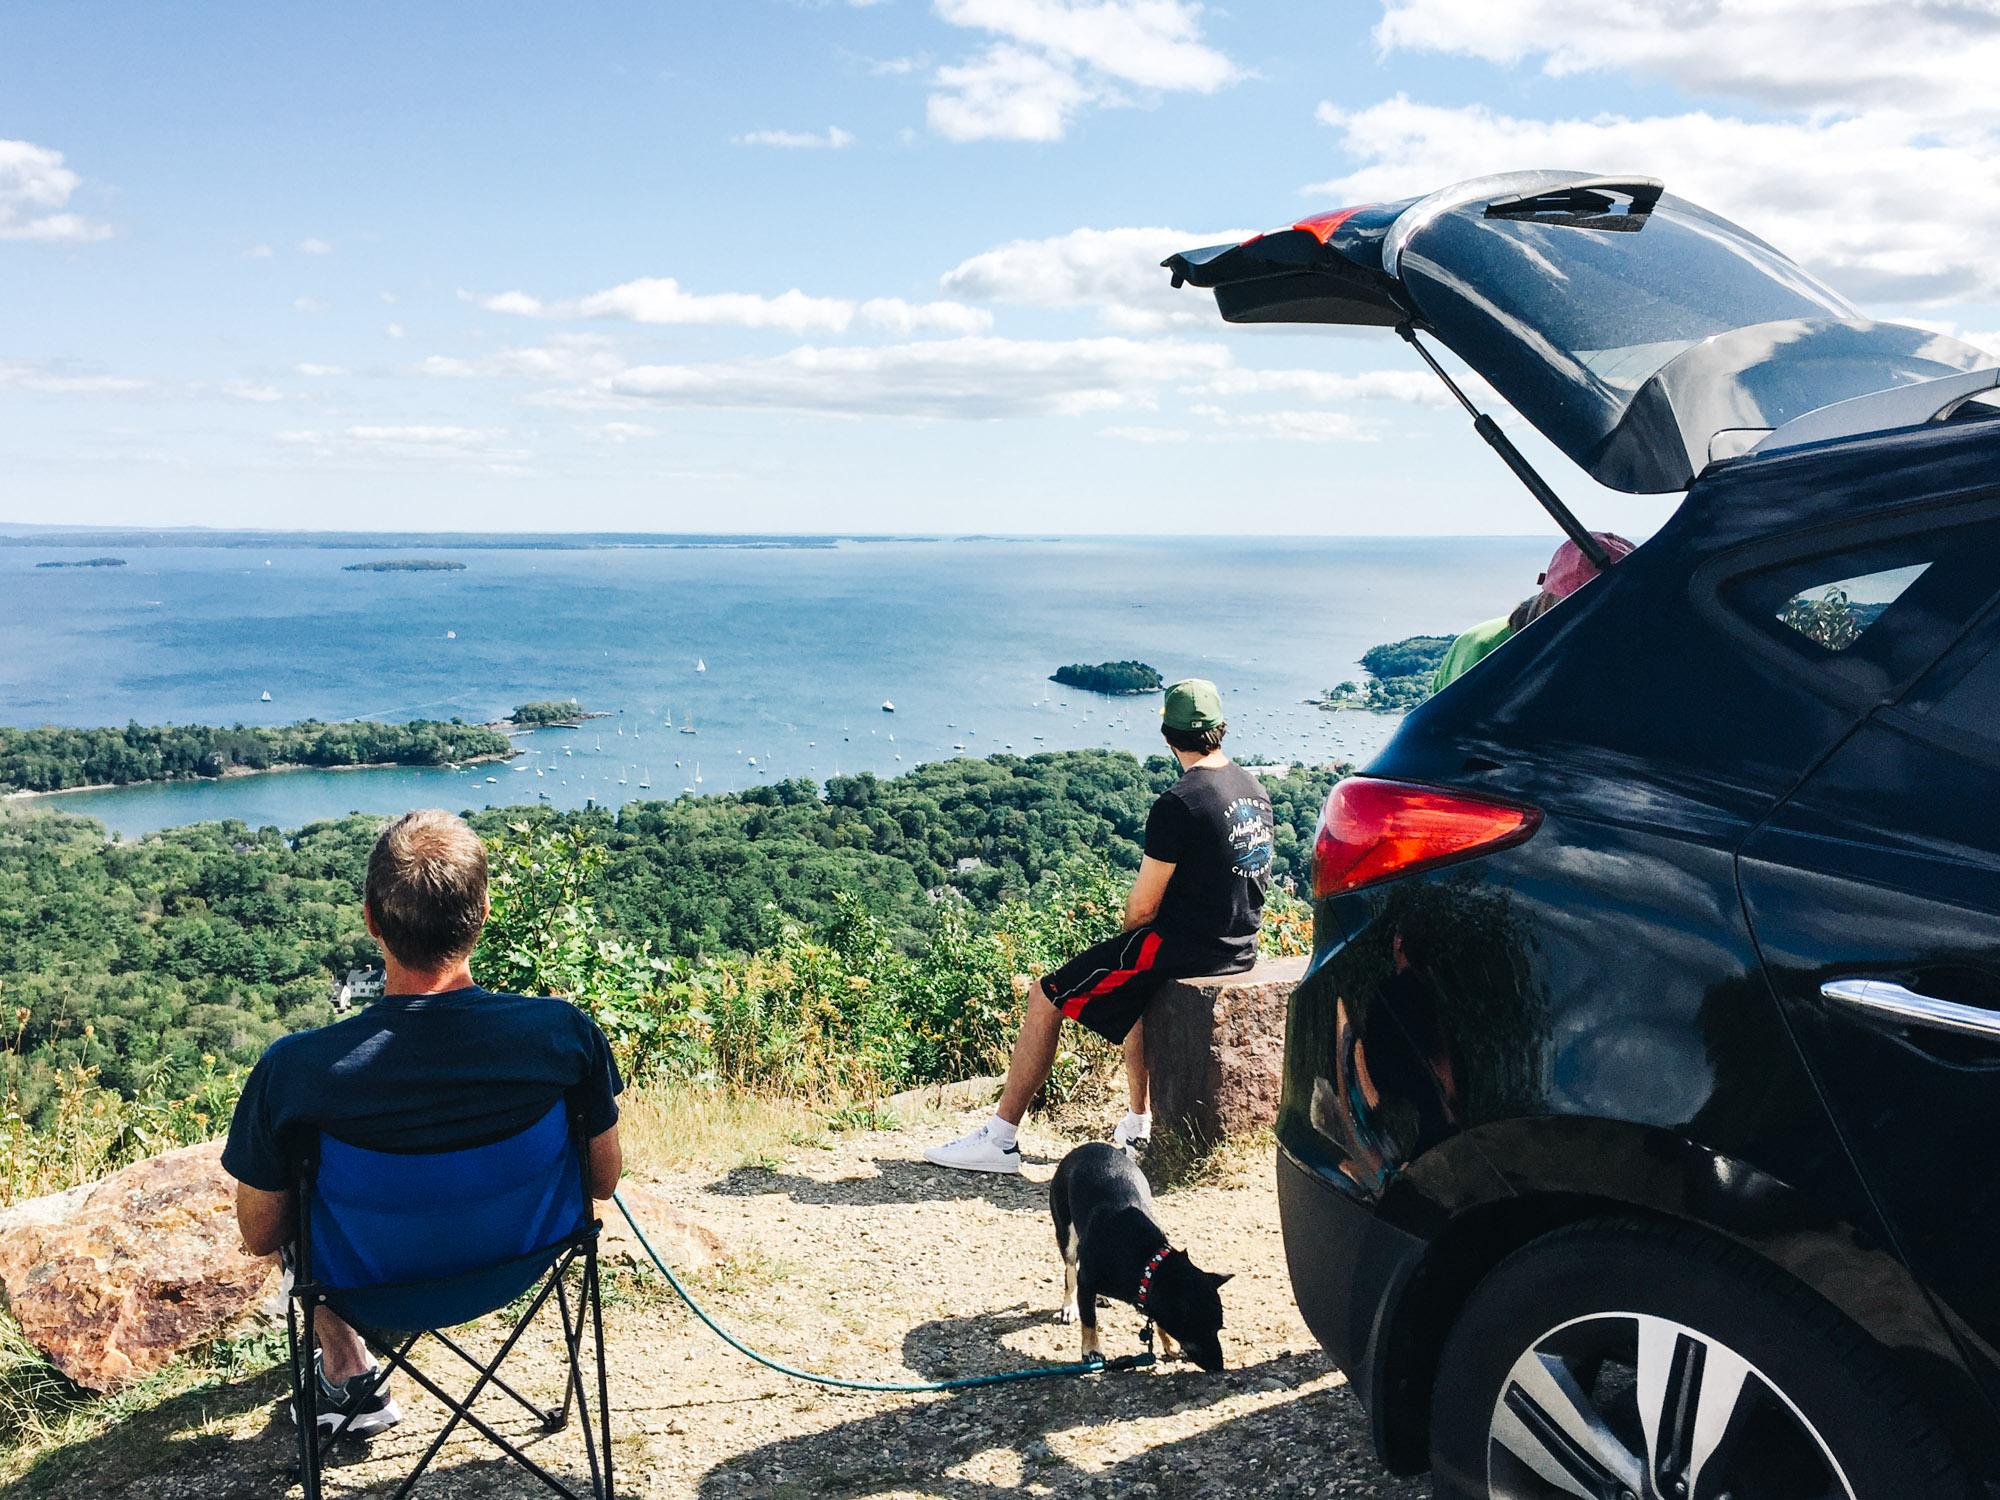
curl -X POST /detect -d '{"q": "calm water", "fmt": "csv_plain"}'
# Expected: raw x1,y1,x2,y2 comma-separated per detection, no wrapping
0,537,1555,837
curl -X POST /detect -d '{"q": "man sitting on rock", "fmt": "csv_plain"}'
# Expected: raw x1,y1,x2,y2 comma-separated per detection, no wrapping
925,679,1275,1173
223,809,625,1437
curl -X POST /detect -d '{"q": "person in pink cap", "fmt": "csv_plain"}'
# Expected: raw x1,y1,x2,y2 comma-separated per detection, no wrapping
1431,532,1636,692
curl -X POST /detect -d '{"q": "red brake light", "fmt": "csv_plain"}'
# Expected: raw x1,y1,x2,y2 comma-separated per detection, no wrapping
1311,777,1541,898
1291,205,1370,243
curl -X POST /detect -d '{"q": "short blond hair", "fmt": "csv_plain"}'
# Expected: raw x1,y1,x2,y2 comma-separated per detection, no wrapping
364,810,489,970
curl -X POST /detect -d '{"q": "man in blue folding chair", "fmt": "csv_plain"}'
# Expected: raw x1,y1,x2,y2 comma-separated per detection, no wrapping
223,809,625,1497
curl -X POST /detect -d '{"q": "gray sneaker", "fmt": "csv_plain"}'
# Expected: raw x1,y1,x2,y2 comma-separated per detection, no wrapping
923,1122,1023,1174
291,1351,402,1438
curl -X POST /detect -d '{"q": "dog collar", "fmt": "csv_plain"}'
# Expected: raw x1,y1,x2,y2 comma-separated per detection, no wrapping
1136,1246,1174,1311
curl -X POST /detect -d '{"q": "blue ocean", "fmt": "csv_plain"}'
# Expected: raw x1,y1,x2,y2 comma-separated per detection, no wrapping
0,536,1555,838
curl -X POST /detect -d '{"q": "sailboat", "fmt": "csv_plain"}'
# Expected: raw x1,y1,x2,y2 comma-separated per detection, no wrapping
696,659,706,673
694,762,702,784
664,708,672,728
260,690,272,702
618,768,627,786
639,767,650,788
679,711,697,735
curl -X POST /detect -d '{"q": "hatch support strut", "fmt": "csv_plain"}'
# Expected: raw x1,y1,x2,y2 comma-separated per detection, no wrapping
1396,322,1612,571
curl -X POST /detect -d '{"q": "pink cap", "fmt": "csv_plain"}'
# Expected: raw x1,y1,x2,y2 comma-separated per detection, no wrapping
1539,532,1636,600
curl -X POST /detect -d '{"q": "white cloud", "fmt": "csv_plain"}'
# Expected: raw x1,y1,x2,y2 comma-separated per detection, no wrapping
295,363,347,377
219,379,284,402
294,297,327,313
345,425,502,446
1196,365,1466,406
0,139,112,243
1309,96,2000,304
600,335,1232,418
928,0,1238,143
479,277,993,335
1200,407,1382,442
298,237,334,255
1374,0,2000,122
1100,424,1190,441
275,424,529,471
591,422,658,442
385,323,405,338
415,335,628,382
0,359,156,397
942,225,1240,330
735,126,855,148
244,244,274,259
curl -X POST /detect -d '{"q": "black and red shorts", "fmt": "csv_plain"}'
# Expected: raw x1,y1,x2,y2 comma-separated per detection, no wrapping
1041,926,1186,1044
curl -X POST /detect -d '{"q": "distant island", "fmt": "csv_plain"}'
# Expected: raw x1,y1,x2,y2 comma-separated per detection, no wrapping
0,718,515,795
343,559,467,573
1317,636,1456,714
34,557,125,568
1051,661,1163,695
508,699,604,728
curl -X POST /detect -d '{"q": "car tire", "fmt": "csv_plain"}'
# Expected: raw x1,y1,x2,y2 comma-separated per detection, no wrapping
1426,1216,1976,1500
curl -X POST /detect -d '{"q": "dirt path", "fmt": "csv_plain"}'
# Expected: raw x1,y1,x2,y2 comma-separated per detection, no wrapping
74,1112,1430,1500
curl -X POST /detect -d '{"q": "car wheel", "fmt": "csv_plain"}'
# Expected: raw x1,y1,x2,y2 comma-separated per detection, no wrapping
1427,1217,1975,1500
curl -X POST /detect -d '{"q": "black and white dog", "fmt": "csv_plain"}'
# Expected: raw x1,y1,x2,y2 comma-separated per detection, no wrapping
1050,1142,1231,1370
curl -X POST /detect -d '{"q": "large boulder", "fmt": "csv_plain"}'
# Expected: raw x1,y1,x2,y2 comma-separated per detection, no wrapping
0,1140,278,1391
1143,955,1308,1145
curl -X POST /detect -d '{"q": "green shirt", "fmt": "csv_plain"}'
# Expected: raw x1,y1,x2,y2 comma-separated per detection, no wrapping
1432,617,1514,693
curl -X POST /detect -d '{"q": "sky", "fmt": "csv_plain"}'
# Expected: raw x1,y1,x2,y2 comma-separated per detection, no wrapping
5,0,2000,537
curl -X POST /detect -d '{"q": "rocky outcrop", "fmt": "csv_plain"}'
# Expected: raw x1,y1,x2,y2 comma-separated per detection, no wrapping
1143,956,1308,1146
0,1140,278,1391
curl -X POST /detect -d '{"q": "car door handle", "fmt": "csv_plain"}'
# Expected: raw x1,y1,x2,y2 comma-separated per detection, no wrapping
1819,978,2000,1041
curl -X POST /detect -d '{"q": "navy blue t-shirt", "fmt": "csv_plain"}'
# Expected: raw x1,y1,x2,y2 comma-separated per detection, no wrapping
221,987,624,1192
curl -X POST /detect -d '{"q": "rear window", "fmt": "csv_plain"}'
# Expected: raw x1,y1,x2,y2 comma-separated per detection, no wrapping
1775,563,1932,652
1722,517,2000,706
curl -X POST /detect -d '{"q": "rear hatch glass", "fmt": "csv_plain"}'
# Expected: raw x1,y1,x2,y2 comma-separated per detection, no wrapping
1167,172,1993,492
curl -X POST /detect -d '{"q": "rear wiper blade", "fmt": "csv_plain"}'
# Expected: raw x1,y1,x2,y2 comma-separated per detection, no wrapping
1396,322,1613,571
1484,177,1663,233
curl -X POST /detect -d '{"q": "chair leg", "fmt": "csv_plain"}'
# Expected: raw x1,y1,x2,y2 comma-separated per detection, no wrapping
387,1337,596,1500
294,1297,322,1500
552,1273,581,1433
556,1261,604,1499
385,1267,575,1500
432,1327,562,1428
590,1250,613,1500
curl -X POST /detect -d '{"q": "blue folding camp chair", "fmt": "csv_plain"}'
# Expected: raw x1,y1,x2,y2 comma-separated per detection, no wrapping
286,1100,613,1500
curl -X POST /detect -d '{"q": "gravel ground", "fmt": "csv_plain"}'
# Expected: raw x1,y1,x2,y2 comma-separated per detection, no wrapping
82,1112,1430,1500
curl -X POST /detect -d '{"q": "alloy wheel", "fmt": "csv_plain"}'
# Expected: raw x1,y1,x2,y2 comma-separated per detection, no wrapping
1488,1311,1856,1500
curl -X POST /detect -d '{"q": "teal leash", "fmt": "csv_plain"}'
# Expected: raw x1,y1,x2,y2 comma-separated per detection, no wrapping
610,1189,1155,1392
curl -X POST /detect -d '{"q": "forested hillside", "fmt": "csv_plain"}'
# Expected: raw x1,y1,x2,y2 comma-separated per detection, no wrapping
0,719,513,793
0,750,1337,1113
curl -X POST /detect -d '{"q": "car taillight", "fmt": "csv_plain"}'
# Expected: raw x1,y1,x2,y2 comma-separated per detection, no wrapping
1310,777,1541,898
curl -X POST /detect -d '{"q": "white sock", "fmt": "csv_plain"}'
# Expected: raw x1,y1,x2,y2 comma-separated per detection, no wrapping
985,1115,1019,1147
1121,1110,1152,1140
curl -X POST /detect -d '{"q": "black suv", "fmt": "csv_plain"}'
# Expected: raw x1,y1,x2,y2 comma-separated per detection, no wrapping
1167,175,2000,1497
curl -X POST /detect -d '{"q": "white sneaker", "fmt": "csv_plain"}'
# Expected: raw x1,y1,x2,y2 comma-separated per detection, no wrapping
1113,1116,1151,1151
923,1123,1022,1174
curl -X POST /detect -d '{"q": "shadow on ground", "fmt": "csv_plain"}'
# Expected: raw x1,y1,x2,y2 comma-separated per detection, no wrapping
702,1157,1059,1210
692,1344,1391,1500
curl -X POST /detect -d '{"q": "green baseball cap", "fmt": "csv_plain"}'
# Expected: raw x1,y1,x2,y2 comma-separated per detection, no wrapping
1161,678,1225,731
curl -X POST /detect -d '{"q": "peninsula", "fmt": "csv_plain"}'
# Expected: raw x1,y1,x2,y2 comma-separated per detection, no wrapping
1316,635,1456,714
342,558,467,572
0,718,515,795
1050,660,1162,695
